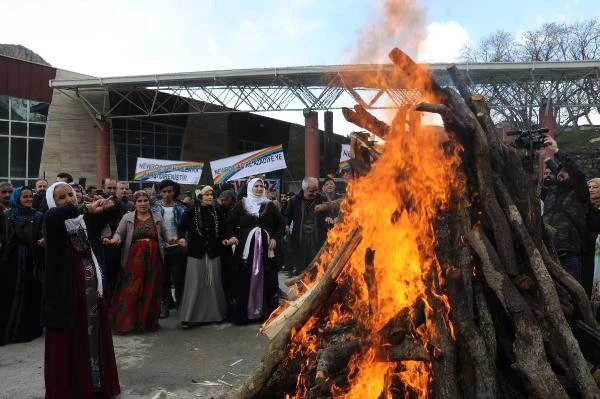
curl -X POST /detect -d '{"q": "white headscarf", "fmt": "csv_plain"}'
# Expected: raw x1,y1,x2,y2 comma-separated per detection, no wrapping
243,178,269,216
46,181,104,296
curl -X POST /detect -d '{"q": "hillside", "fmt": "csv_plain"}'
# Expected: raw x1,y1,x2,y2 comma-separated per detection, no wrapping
0,44,50,66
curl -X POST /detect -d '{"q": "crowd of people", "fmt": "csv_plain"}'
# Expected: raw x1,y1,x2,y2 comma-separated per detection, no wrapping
3,138,600,398
0,172,343,398
538,136,600,306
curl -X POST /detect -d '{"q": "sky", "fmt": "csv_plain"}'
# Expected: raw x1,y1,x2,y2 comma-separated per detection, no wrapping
1,0,598,134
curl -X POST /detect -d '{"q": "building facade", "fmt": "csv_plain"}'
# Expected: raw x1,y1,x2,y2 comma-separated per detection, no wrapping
1,54,347,191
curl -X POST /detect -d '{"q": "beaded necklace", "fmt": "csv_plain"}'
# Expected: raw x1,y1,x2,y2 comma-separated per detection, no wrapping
194,202,219,238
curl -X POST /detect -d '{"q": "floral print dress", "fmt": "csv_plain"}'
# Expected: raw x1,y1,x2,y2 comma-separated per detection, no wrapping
110,217,163,333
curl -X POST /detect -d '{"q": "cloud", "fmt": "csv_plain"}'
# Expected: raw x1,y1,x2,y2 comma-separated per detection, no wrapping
417,20,470,63
231,4,324,54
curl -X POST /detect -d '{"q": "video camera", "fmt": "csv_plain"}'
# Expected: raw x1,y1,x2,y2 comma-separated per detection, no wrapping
506,128,550,150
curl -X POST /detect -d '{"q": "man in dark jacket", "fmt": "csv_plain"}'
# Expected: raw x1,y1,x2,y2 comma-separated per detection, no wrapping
539,135,589,282
32,179,48,210
152,179,187,317
284,177,327,276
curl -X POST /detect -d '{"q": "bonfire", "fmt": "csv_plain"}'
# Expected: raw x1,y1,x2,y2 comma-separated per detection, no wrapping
235,48,600,399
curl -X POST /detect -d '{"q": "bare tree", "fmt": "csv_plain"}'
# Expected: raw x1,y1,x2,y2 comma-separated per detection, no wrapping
459,19,600,131
568,18,600,60
465,30,516,62
518,23,569,61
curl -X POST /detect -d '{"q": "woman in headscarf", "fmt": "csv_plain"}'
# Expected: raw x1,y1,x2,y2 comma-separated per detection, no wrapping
42,182,121,399
104,190,178,333
178,185,235,328
0,186,44,346
587,178,600,317
226,178,286,323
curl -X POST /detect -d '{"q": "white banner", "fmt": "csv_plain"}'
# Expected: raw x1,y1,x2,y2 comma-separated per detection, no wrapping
339,144,351,171
134,157,204,184
210,144,287,184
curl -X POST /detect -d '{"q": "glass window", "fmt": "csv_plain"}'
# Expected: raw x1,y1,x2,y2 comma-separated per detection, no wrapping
113,130,126,143
0,137,8,177
29,123,46,138
155,134,168,146
111,119,125,130
127,131,141,145
127,153,138,180
0,95,8,119
116,144,127,181
10,98,27,121
154,146,167,159
140,132,154,146
11,121,27,136
141,146,154,157
0,95,48,183
10,137,27,177
168,134,182,147
167,147,180,160
29,101,48,122
28,139,43,178
113,118,183,185
127,119,140,130
141,121,154,133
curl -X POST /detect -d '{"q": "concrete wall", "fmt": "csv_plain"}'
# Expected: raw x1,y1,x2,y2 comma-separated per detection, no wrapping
40,69,118,184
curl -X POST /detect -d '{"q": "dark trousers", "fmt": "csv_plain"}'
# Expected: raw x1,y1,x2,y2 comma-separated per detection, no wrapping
559,252,583,283
162,248,187,307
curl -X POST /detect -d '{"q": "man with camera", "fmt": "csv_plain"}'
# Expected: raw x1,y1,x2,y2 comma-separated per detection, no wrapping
539,135,590,283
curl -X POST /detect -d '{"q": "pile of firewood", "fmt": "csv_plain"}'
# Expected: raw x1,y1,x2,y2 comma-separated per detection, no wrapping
234,48,600,399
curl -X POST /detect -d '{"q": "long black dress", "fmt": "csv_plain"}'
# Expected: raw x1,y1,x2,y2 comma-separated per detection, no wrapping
226,200,285,323
0,207,44,345
43,202,120,399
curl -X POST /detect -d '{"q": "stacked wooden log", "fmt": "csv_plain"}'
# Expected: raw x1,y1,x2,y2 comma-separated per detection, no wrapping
236,48,600,399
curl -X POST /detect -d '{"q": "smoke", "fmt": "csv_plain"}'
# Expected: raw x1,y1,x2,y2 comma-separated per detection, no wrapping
349,0,425,64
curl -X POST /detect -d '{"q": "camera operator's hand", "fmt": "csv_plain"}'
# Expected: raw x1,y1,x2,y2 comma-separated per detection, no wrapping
543,136,558,154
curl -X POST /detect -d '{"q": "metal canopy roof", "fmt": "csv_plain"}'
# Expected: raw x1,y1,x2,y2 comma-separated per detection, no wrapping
51,61,600,88
49,60,600,119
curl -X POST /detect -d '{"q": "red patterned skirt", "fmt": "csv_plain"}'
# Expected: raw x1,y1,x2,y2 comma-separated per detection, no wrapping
110,238,163,333
44,252,120,399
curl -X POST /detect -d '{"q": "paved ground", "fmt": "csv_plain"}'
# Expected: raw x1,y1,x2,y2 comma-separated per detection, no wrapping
0,314,268,399
0,271,294,399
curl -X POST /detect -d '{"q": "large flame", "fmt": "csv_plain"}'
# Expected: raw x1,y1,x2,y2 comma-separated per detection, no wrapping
279,83,462,397
282,60,463,398
273,1,464,396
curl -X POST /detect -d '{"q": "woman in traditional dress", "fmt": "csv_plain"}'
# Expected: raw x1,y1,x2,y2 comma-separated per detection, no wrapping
178,185,235,327
43,182,120,399
0,186,44,345
226,178,285,323
104,190,178,333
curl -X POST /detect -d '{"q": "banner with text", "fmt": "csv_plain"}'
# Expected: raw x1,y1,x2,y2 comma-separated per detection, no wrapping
134,157,204,184
210,144,287,184
339,144,351,172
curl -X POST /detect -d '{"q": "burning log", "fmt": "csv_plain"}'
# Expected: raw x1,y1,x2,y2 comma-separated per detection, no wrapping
341,104,390,139
238,227,362,398
237,47,600,398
